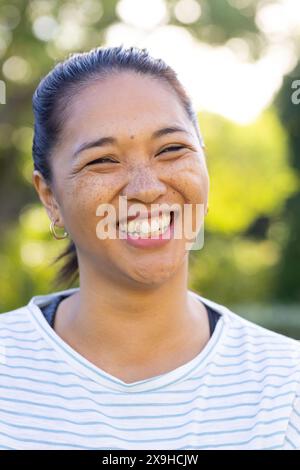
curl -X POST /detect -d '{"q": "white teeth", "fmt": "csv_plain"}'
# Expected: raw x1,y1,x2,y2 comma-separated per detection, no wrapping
141,220,151,234
162,214,171,226
127,220,137,233
150,219,160,232
119,213,172,236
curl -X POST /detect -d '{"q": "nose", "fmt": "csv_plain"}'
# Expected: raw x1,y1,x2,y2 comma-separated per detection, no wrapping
121,165,167,204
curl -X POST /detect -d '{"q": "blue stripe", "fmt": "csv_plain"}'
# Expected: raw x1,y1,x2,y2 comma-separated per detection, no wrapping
188,364,299,380
285,436,297,449
0,370,298,397
211,357,298,368
1,302,295,450
0,336,44,343
180,430,285,449
227,331,281,338
1,374,294,406
0,416,288,443
0,328,36,334
223,341,298,350
289,421,299,434
0,370,94,384
227,325,259,332
0,444,14,450
264,444,283,449
219,349,296,358
1,355,94,383
5,346,294,362
197,378,297,392
0,383,295,408
29,305,224,391
229,325,285,336
293,406,300,419
0,402,291,432
1,366,89,377
4,345,54,353
176,430,284,449
5,355,65,364
0,394,291,421
0,320,31,327
2,353,298,392
0,430,97,450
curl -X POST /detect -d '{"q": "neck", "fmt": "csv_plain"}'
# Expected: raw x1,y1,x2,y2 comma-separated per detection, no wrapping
56,254,209,369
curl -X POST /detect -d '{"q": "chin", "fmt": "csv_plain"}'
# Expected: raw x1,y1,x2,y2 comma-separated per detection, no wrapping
127,259,181,286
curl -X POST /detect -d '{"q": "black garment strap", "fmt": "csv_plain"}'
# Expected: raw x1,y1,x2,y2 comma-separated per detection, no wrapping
205,304,221,337
40,294,70,329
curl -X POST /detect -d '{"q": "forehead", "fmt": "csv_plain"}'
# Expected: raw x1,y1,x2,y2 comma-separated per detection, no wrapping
61,72,192,143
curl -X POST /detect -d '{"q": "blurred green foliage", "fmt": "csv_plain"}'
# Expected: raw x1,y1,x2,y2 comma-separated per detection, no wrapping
0,0,299,337
189,109,298,305
201,109,297,234
273,61,300,302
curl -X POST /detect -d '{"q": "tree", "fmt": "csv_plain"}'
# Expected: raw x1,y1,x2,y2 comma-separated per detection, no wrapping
273,61,300,301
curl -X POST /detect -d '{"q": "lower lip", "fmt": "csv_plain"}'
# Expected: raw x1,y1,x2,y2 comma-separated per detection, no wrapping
118,214,175,249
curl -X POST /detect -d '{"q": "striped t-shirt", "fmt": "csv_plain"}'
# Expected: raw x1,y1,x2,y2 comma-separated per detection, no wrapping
0,287,300,450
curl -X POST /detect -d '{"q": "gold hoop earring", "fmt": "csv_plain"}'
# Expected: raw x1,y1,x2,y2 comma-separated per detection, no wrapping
50,219,68,240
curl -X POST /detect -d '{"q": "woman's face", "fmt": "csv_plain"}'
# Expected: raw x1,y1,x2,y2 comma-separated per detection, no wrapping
35,71,209,287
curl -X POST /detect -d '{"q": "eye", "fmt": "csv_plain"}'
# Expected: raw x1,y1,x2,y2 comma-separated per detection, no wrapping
159,145,185,155
86,157,117,165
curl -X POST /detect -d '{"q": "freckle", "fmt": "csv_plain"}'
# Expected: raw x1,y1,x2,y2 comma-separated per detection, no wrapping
130,135,135,140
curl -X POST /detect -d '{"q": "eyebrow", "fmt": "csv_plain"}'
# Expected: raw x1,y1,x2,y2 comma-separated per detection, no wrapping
72,126,191,158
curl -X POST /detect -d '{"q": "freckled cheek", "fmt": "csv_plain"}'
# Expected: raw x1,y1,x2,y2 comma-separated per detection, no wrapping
59,178,117,237
168,168,208,204
165,165,208,234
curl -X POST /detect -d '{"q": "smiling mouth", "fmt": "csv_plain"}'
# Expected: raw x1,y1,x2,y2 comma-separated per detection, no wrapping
117,210,175,238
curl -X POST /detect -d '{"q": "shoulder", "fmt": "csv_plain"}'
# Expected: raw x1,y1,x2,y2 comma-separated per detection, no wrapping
0,304,41,358
224,305,300,357
192,291,300,365
216,303,300,395
197,293,300,390
200,293,299,347
0,305,31,327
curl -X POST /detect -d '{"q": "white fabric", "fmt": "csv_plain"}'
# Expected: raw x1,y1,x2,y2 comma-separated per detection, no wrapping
0,287,299,450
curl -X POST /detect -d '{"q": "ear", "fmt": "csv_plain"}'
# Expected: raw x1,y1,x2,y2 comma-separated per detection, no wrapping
32,170,64,227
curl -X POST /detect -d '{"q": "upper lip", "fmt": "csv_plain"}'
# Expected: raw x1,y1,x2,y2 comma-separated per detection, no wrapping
118,208,178,226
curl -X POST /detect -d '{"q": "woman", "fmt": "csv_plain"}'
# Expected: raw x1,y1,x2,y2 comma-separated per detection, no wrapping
0,45,299,450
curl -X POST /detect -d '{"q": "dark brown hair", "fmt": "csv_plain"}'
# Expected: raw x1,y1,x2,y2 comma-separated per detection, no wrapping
32,45,204,288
